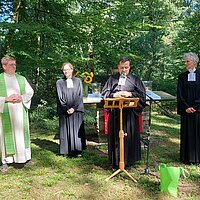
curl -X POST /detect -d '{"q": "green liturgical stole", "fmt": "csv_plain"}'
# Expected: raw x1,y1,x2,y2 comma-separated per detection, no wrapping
0,73,29,155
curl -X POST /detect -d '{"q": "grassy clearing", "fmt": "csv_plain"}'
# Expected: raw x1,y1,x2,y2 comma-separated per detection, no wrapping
0,111,199,200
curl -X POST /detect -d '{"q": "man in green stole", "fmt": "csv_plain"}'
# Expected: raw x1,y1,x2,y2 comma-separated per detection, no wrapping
0,56,34,172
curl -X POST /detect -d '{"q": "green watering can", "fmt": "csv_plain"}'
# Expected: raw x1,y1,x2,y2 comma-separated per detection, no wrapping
159,164,188,197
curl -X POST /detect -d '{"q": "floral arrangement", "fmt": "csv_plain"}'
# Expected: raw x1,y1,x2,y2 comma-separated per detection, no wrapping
74,71,94,84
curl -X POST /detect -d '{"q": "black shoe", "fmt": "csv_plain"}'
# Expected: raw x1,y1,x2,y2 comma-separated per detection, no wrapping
68,152,76,157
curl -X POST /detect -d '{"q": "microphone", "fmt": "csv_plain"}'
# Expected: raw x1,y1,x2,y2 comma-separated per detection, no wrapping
126,76,145,99
120,72,126,78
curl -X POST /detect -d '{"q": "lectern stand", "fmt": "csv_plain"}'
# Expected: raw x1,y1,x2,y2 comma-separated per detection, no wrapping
104,97,139,182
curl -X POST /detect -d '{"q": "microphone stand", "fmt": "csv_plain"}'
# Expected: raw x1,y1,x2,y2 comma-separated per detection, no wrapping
140,101,157,177
126,75,165,177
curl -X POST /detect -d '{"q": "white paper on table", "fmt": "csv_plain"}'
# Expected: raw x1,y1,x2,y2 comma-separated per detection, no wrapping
146,90,161,100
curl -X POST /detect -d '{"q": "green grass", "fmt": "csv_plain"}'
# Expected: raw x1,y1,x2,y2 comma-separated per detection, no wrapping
0,111,199,200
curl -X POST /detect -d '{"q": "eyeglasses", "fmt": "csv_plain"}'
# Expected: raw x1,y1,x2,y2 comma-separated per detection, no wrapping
63,69,72,72
6,64,16,67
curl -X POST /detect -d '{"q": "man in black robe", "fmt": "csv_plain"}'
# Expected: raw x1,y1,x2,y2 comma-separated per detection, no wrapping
102,57,146,168
177,52,200,164
56,62,86,157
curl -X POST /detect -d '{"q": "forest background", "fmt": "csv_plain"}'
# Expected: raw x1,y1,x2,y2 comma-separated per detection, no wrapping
0,1,200,199
0,0,200,125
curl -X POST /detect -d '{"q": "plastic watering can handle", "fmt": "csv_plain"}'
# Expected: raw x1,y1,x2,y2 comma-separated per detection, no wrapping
180,167,190,178
158,164,166,170
158,164,190,178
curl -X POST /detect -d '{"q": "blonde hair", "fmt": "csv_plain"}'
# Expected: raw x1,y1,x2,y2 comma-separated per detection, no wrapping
61,62,73,70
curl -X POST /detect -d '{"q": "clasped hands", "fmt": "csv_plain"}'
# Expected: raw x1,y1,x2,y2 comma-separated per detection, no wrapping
67,108,75,114
6,94,22,103
113,91,132,98
186,107,196,113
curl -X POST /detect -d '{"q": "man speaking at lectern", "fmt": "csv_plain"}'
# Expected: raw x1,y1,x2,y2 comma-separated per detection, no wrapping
102,57,146,169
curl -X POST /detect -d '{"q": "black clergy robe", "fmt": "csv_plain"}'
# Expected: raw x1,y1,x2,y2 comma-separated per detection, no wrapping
56,77,86,156
177,69,200,164
102,73,146,167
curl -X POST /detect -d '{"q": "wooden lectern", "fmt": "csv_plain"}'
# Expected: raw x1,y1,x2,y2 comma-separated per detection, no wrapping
104,97,139,182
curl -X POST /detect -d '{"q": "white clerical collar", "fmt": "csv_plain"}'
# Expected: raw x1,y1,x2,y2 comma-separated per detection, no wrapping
66,78,74,88
118,73,127,86
188,68,196,81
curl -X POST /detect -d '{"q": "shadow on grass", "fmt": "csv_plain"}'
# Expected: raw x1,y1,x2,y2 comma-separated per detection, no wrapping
152,112,179,122
151,124,179,139
32,138,59,155
148,113,181,163
139,177,160,198
29,136,199,198
148,134,180,164
81,146,110,171
31,137,109,170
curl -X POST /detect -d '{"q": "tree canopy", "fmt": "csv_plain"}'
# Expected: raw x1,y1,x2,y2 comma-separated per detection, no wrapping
0,0,200,103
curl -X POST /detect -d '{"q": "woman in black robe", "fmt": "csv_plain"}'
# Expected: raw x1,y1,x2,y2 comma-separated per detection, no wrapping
177,52,200,164
102,57,146,168
56,62,86,157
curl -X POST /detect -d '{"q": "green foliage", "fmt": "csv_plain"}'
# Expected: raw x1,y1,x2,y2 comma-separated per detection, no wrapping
84,109,96,128
153,78,177,96
30,100,58,131
0,0,199,106
175,4,200,56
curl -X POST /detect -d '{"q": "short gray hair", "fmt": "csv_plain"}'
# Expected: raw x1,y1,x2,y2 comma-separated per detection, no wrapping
1,56,16,65
183,52,199,63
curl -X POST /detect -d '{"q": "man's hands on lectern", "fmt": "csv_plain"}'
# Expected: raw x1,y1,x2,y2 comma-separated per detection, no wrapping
113,91,132,98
